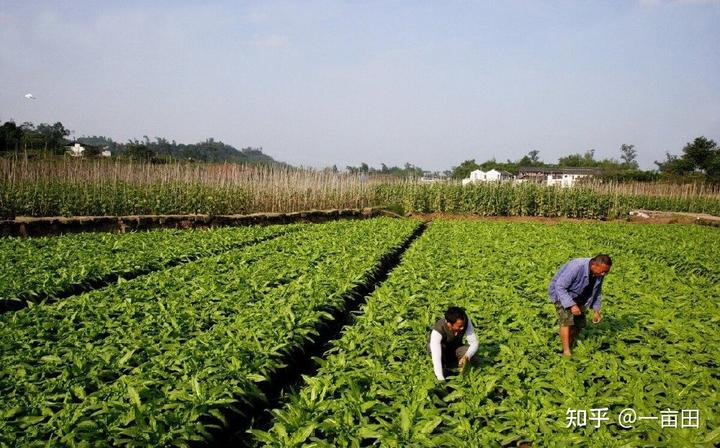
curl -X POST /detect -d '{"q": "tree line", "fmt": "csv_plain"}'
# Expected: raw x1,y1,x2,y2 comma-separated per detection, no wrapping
341,162,424,178
0,120,280,165
450,137,719,184
0,121,71,155
2,120,717,183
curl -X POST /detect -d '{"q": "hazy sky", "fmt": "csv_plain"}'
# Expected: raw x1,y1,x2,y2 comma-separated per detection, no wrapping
1,1,719,170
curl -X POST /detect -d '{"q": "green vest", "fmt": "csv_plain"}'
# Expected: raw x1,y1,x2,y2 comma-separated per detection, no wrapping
431,318,466,351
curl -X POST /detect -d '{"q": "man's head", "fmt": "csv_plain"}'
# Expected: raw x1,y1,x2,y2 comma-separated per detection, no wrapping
445,306,467,336
590,254,612,277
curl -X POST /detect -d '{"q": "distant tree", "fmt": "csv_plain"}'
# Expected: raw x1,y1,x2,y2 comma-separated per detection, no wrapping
558,153,583,167
619,144,638,169
655,136,719,183
18,122,41,155
559,150,597,168
517,150,543,167
682,137,716,171
528,149,540,163
706,153,720,184
655,153,696,176
450,159,481,179
125,140,156,161
585,149,595,162
34,122,71,154
342,161,423,178
0,121,23,154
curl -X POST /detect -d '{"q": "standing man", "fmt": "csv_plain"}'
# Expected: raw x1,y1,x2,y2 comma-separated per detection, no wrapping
428,306,479,381
548,254,612,357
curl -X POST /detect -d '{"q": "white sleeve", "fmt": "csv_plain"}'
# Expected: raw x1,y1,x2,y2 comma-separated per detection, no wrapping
429,330,445,381
465,318,479,359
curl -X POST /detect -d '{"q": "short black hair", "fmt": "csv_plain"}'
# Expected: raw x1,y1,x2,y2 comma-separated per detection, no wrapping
591,254,612,267
445,306,467,324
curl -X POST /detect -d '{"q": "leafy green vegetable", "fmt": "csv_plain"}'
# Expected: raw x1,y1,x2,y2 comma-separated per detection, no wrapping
254,220,719,447
0,224,293,309
0,217,420,446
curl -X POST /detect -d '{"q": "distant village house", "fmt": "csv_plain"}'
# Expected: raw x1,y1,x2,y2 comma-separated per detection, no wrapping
64,142,108,157
420,171,447,183
516,167,600,187
461,169,513,185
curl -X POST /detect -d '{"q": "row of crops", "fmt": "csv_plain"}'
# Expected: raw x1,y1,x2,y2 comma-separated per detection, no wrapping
375,183,720,218
253,221,719,447
3,180,720,219
1,218,718,446
0,224,293,310
0,218,421,446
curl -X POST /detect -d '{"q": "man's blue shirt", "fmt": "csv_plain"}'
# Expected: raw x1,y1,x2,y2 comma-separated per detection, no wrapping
548,258,604,311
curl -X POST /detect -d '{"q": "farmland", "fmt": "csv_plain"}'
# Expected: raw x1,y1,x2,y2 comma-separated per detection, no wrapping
1,218,718,446
253,221,719,447
2,159,720,219
0,218,420,445
0,224,292,310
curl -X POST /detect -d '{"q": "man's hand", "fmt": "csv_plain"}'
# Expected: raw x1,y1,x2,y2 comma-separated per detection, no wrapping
592,311,602,324
458,355,469,372
570,305,582,316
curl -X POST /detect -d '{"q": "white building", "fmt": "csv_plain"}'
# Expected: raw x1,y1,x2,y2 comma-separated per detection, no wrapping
64,142,106,157
66,143,86,157
420,171,447,183
517,167,600,187
462,169,513,185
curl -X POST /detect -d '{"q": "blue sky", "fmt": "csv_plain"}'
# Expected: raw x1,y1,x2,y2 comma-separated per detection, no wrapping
1,0,719,170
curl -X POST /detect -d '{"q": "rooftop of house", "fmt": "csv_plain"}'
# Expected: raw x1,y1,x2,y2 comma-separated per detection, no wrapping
518,166,602,176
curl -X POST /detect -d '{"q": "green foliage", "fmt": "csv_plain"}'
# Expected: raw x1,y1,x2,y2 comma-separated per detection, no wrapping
0,121,23,153
656,137,720,183
450,147,640,179
558,150,598,167
596,170,660,183
255,221,720,447
620,144,639,169
0,224,290,308
125,140,156,162
1,120,283,164
0,217,420,446
2,178,718,219
449,159,481,180
345,162,424,178
112,136,281,165
374,183,720,218
0,121,71,155
0,180,252,218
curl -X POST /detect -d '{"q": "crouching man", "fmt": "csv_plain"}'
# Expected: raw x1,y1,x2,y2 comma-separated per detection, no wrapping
427,306,479,381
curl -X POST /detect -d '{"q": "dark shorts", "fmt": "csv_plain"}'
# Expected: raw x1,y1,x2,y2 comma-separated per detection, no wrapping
554,301,586,329
427,344,481,368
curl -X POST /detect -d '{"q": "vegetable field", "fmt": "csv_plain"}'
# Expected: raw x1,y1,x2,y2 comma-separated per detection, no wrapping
1,218,718,447
254,221,719,447
0,224,292,310
3,159,720,219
